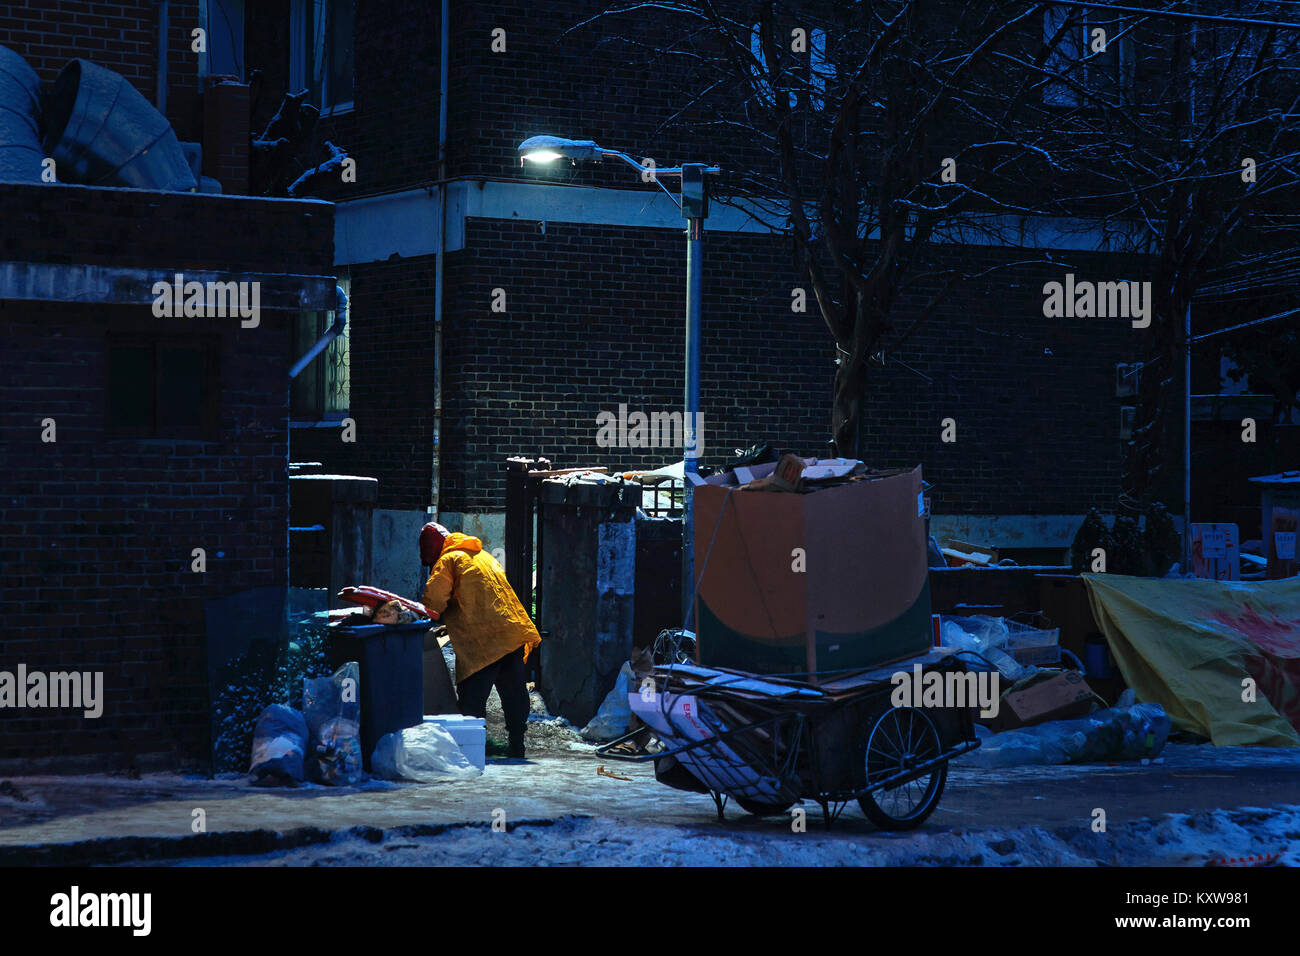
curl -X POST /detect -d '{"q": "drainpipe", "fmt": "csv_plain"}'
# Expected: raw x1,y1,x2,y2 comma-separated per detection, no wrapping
290,285,349,379
1183,300,1192,571
431,0,449,520
155,0,169,115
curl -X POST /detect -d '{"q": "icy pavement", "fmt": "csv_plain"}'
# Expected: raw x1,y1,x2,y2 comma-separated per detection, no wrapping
1,743,1298,864
156,805,1300,866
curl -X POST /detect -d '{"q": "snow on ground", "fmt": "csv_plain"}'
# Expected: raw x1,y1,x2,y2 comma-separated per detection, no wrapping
158,804,1300,867
4,742,1298,864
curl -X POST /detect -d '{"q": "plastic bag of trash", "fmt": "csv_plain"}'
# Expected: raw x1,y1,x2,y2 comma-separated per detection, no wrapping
580,662,634,742
371,722,480,782
303,663,363,785
962,702,1171,769
248,703,308,784
939,619,1027,682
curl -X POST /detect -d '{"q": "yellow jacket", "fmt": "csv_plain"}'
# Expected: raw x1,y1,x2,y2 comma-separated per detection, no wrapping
422,533,541,683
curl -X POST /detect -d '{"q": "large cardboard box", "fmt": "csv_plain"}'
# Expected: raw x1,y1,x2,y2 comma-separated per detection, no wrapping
693,464,931,678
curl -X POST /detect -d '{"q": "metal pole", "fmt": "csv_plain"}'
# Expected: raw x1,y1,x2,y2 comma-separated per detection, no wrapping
1184,300,1192,571
683,216,703,626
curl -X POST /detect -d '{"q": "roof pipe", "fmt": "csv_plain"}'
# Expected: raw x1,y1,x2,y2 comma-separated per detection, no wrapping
43,59,196,190
156,0,169,115
431,0,449,521
290,284,349,379
0,45,43,182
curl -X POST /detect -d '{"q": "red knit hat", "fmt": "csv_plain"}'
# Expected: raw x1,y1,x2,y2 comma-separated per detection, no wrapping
419,522,451,565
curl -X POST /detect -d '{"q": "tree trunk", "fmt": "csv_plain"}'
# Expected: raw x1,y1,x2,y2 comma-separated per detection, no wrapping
830,298,880,459
831,349,866,458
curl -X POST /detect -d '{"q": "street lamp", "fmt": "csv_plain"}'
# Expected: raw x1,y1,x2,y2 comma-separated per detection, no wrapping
519,135,721,626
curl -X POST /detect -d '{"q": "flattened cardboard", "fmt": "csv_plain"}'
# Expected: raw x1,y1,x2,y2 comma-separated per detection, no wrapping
1001,670,1095,729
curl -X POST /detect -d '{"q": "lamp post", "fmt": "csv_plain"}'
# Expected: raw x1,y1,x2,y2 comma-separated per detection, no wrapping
519,136,721,625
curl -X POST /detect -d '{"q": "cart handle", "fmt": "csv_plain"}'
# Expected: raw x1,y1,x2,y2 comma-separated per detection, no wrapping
594,710,796,763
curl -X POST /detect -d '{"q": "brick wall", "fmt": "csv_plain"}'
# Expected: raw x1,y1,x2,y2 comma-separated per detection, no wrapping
328,0,742,197
862,248,1141,515
0,184,333,771
433,219,830,512
0,302,291,771
266,0,1146,523
201,79,250,195
441,221,1140,515
300,217,1139,516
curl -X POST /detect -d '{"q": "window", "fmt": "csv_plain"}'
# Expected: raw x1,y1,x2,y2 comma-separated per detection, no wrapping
1043,6,1085,107
749,23,784,108
291,0,355,114
204,0,245,80
1043,8,1136,107
809,28,828,112
107,337,220,439
749,24,828,112
291,278,350,422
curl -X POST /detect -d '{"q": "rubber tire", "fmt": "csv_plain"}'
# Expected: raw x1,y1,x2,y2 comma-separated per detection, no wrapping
856,705,947,831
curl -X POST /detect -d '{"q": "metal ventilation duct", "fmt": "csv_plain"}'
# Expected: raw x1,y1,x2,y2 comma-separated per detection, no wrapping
42,58,196,192
0,45,43,183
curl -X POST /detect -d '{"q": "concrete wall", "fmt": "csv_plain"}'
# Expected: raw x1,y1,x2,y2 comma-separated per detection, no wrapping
372,507,431,598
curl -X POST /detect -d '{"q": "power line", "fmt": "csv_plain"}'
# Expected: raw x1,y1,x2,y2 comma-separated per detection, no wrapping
1040,1,1300,31
1192,304,1300,343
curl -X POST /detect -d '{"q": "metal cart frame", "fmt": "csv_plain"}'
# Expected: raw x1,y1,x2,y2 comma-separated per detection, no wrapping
596,650,981,830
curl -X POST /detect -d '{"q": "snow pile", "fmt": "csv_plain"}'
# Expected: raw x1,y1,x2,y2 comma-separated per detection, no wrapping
169,805,1300,867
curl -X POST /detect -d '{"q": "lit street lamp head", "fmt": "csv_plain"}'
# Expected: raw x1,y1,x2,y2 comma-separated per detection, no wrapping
518,135,601,165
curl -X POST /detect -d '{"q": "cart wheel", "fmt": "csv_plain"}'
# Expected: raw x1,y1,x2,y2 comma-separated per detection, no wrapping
857,705,946,830
735,797,794,817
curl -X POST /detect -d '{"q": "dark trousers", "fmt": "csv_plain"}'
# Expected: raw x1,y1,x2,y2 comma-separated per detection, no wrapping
456,644,529,739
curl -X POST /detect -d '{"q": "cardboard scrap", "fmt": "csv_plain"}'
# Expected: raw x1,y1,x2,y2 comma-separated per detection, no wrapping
986,670,1097,732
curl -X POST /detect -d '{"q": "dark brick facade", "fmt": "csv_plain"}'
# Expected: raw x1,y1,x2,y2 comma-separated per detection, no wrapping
260,0,1146,521
1,180,333,771
322,218,1140,515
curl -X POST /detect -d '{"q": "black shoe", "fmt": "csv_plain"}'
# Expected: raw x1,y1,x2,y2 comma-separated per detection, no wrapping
507,733,526,759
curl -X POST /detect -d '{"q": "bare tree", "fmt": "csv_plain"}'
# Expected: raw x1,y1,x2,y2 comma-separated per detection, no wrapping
1044,3,1300,507
575,0,1085,456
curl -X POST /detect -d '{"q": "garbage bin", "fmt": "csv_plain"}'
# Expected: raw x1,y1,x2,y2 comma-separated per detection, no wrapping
328,619,429,770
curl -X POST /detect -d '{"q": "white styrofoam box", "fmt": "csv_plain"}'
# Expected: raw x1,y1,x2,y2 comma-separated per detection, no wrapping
423,715,486,770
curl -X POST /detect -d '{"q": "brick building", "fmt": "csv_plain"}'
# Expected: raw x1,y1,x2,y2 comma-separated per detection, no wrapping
0,2,336,772
221,0,1150,592
2,1,1288,772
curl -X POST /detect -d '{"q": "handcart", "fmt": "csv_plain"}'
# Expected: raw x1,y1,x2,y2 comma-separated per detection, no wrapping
596,645,980,830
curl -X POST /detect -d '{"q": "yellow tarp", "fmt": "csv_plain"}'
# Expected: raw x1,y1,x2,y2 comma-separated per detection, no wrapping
1082,574,1300,747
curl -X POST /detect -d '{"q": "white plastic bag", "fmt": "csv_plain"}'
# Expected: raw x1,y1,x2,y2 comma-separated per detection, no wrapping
371,721,481,782
939,619,1027,682
580,662,633,742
